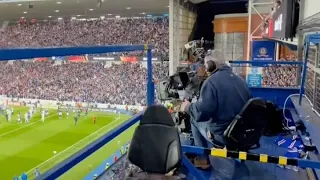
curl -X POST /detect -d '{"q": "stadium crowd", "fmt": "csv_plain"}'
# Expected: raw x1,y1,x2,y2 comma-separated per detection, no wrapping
101,156,186,180
0,55,298,105
0,15,299,104
0,17,169,57
262,54,298,87
0,61,169,106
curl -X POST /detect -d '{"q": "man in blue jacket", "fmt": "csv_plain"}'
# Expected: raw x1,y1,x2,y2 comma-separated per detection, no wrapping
181,50,252,179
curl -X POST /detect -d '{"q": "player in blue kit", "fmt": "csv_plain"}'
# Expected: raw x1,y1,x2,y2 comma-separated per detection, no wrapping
77,109,81,118
85,107,88,116
0,104,4,115
74,116,78,126
27,110,31,120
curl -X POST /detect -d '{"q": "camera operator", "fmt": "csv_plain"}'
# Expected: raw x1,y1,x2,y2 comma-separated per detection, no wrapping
180,50,252,179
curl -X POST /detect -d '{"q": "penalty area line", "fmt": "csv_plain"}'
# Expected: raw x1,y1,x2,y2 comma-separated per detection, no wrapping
0,114,57,138
25,118,126,175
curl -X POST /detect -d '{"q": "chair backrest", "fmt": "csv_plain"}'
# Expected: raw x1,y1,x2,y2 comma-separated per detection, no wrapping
128,105,182,174
223,98,268,151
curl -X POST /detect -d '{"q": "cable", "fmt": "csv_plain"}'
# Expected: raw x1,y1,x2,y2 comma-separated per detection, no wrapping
283,93,319,130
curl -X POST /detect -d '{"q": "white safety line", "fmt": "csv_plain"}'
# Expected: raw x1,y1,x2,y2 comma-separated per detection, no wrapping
26,118,125,175
0,114,57,138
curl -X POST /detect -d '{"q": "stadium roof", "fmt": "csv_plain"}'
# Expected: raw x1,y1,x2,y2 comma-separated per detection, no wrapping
0,0,169,21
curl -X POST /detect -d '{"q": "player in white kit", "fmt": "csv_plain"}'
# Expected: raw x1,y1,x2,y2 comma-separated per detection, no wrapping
41,110,45,122
29,109,33,118
6,108,12,122
58,110,62,119
17,112,21,123
24,113,29,123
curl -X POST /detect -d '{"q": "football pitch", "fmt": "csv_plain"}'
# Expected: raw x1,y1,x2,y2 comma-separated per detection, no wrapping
0,106,135,180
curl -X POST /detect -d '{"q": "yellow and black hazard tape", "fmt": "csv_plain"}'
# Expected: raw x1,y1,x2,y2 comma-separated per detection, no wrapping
202,148,298,166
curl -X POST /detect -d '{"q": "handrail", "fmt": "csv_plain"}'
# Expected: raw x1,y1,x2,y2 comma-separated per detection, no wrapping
229,61,303,65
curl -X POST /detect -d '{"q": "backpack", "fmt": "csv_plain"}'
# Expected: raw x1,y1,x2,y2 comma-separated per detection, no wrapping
223,98,268,151
263,101,286,136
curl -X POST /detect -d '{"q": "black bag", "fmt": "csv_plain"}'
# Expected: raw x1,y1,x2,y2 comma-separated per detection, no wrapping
263,101,286,136
223,98,268,151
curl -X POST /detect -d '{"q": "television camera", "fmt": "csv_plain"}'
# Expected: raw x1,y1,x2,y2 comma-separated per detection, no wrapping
154,71,200,133
156,39,209,133
156,38,209,102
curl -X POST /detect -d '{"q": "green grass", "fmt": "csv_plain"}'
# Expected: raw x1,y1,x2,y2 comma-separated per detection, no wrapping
58,123,137,180
0,106,133,180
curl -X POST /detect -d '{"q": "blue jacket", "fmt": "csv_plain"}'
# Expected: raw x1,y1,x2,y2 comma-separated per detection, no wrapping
186,65,252,135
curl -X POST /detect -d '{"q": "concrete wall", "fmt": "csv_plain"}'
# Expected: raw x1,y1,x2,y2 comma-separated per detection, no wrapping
169,0,196,75
303,0,320,19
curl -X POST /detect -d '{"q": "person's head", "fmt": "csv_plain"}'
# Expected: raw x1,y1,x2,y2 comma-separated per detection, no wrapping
204,50,226,73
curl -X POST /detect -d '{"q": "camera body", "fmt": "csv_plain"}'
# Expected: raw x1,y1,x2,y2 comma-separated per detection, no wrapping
156,70,202,101
156,70,203,133
156,39,211,133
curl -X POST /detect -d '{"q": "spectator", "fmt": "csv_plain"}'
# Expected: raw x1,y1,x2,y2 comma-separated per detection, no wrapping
0,60,168,106
262,54,298,87
0,17,170,105
0,17,169,57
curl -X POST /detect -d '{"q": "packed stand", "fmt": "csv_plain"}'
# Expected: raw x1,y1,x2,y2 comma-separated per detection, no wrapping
100,156,187,180
0,61,169,105
0,17,169,57
262,54,298,87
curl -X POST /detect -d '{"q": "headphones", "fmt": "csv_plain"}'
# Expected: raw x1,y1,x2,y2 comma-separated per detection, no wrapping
205,60,217,73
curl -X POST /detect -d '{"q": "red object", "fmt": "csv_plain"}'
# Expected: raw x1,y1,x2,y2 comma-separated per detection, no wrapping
19,18,25,24
268,19,274,38
31,18,37,24
261,18,274,38
264,18,274,38
68,56,88,62
114,156,118,162
120,56,138,63
34,57,48,62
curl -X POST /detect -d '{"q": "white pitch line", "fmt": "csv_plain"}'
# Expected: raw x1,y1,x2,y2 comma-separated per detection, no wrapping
0,114,57,138
26,118,125,175
0,112,115,138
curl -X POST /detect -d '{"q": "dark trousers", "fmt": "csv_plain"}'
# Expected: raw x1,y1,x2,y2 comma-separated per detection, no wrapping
190,120,249,180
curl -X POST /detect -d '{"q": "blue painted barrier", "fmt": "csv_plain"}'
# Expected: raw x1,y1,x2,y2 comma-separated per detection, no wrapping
83,150,122,180
0,45,152,61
